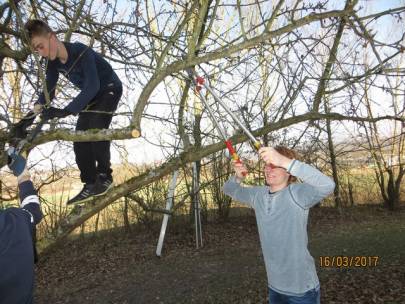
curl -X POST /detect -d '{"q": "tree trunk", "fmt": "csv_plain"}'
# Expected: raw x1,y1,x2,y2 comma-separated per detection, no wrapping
384,168,404,211
325,116,342,210
348,180,354,207
123,197,131,233
94,212,100,233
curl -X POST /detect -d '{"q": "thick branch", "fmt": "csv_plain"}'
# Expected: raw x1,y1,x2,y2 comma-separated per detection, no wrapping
312,0,356,112
40,111,403,254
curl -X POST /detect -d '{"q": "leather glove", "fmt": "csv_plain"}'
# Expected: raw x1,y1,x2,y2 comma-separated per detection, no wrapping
7,147,27,176
9,111,36,143
42,107,71,120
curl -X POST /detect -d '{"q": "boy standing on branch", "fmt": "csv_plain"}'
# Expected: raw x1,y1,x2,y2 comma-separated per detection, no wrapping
223,146,335,304
23,19,123,205
0,152,42,304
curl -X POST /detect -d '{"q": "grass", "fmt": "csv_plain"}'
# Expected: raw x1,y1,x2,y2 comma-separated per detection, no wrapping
35,205,405,303
307,206,405,303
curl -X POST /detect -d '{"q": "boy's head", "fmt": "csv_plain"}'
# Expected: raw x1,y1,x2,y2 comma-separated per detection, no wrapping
24,19,58,60
264,146,298,189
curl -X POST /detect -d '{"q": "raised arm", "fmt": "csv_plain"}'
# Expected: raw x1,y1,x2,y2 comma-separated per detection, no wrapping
7,150,42,224
222,161,261,208
288,160,335,209
18,175,42,225
258,146,335,209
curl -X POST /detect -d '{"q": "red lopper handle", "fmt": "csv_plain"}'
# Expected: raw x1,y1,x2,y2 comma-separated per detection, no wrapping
225,140,247,176
195,76,205,92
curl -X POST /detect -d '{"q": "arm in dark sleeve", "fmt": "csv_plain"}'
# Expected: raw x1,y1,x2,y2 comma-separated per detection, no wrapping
18,180,42,225
37,62,59,106
289,160,335,209
65,49,100,114
222,176,260,208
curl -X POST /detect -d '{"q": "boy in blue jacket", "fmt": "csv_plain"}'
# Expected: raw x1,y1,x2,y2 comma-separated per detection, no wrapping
0,152,42,304
223,146,335,304
23,19,123,205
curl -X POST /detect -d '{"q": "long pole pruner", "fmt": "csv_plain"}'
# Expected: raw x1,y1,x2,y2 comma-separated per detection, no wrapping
186,68,262,175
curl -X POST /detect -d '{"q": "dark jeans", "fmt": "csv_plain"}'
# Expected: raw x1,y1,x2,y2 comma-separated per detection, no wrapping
269,287,320,304
74,86,122,184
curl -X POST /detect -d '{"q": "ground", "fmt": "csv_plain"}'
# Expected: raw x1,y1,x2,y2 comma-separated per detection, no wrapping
35,206,405,304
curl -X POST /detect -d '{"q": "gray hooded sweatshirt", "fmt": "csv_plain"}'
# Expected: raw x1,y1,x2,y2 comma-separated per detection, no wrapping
222,160,335,296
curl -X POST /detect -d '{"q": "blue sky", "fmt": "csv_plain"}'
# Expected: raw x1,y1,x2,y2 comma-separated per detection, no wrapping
3,0,403,174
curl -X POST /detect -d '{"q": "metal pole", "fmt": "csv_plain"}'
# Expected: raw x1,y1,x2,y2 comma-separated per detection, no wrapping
202,81,261,149
192,162,203,248
195,88,227,140
156,170,179,257
186,69,261,150
186,68,248,174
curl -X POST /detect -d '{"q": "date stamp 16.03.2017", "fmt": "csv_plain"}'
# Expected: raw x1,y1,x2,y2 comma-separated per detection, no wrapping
319,256,379,268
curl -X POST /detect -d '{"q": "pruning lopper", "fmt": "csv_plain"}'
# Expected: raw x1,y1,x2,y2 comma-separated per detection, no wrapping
6,111,46,168
185,68,262,175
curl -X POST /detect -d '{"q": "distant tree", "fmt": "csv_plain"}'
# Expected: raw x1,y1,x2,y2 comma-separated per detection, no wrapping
0,0,403,250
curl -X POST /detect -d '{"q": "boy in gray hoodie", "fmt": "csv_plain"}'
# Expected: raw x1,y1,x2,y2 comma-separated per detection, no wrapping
223,146,335,304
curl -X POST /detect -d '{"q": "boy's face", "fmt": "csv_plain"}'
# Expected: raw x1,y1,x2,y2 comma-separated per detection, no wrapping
264,164,290,188
31,33,58,60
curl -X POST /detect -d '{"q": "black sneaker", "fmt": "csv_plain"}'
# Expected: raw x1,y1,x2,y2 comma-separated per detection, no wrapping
92,173,113,196
66,183,95,205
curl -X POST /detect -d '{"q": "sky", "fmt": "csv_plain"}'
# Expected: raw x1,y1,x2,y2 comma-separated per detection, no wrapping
2,0,404,175
118,0,404,165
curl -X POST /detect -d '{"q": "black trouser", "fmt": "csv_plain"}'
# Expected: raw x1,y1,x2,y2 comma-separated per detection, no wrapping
74,86,122,184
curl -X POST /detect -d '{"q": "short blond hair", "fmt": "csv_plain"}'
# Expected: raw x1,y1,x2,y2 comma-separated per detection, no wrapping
24,19,53,40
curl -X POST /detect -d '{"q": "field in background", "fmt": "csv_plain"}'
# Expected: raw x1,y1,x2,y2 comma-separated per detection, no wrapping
1,161,404,246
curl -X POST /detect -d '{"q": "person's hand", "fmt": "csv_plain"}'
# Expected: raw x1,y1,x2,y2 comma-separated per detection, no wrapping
258,147,292,168
42,107,71,120
9,111,36,143
10,122,28,141
7,147,27,177
33,103,43,115
233,161,248,182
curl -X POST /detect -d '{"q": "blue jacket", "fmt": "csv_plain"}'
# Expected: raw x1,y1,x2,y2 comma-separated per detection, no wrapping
0,181,42,304
37,41,122,114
